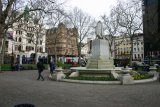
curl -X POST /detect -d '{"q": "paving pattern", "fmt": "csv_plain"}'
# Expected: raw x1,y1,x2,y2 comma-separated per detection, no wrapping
0,70,160,107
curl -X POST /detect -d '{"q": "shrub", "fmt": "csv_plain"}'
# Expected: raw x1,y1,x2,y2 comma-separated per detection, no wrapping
131,73,153,80
1,64,11,71
0,64,48,71
63,64,72,69
57,61,64,68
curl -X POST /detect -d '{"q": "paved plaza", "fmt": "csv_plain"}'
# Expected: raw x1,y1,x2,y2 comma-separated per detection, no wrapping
0,70,160,107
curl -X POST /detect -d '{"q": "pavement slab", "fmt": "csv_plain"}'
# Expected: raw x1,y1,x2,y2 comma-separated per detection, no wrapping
0,70,160,107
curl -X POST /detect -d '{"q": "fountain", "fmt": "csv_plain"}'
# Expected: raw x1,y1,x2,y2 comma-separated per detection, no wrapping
70,21,122,76
53,21,158,85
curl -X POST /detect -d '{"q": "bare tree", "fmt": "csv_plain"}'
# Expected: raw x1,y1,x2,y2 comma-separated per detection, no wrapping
0,0,64,71
101,13,120,57
112,0,143,65
66,7,95,61
44,9,69,64
45,9,67,28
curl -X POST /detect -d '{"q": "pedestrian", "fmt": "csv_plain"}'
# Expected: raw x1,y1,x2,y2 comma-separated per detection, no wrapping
49,61,55,75
37,59,45,81
15,62,20,71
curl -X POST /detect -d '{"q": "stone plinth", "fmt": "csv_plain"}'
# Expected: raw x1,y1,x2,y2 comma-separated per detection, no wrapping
120,74,134,85
86,39,114,69
52,71,66,81
120,68,133,85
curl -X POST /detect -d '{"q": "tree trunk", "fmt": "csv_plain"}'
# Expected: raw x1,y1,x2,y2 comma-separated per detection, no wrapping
129,38,133,66
0,26,6,71
35,43,38,64
78,43,81,64
0,27,7,65
54,44,57,64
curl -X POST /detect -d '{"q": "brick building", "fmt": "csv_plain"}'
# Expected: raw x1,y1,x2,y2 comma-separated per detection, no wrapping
46,23,78,60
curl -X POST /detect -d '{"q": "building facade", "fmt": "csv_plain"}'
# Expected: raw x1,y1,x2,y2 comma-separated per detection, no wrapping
46,23,78,60
114,36,131,59
143,0,160,58
132,34,144,61
5,18,47,64
114,34,144,61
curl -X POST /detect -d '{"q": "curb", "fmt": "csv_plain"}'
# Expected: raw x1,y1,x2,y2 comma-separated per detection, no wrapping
59,75,158,85
60,79,121,85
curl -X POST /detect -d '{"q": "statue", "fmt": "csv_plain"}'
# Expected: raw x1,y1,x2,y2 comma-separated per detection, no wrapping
95,21,104,39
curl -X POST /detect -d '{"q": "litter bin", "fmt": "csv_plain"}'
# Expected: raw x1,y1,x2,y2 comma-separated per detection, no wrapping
14,104,35,107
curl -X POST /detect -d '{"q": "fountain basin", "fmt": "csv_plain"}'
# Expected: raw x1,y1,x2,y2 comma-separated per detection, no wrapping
70,67,128,76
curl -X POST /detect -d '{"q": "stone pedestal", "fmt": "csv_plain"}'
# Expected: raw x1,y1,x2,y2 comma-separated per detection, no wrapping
120,69,133,85
86,39,114,69
51,71,66,81
120,74,134,85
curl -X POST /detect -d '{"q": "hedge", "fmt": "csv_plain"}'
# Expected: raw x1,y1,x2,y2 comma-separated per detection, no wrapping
0,64,48,71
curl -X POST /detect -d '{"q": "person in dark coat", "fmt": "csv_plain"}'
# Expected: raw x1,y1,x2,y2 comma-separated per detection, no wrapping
49,61,55,75
37,59,45,81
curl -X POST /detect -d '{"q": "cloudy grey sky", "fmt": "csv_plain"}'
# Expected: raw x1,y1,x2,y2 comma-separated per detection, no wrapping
67,0,117,19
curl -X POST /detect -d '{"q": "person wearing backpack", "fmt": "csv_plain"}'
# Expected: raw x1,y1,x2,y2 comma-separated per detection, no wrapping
37,59,45,81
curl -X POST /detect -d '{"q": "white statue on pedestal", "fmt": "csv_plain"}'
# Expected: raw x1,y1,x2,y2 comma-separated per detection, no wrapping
86,21,115,69
95,21,104,39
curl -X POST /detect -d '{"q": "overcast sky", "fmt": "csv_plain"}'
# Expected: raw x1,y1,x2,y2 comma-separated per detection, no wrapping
66,0,117,20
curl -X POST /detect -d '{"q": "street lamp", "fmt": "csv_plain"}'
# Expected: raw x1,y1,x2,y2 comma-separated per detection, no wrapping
11,41,14,71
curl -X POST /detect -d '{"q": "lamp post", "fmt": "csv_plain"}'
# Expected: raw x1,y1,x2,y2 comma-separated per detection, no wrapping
11,40,14,71
11,42,14,71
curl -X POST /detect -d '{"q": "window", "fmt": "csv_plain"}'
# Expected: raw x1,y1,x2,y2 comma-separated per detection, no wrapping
141,47,143,50
40,47,43,52
18,25,22,28
15,45,18,51
40,40,42,45
134,48,136,52
28,39,32,44
16,30,18,34
141,42,143,45
16,30,22,35
5,41,8,49
135,54,137,59
27,33,34,37
19,37,21,42
26,46,28,51
18,45,21,51
141,54,143,58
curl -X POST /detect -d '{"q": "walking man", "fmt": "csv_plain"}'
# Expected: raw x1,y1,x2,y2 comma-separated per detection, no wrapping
37,59,45,81
49,61,55,75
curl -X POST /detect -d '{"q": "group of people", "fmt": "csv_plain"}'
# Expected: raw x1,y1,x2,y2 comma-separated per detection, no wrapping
36,59,55,81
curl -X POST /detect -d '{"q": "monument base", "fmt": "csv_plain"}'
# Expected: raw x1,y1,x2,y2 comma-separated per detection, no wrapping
86,39,114,69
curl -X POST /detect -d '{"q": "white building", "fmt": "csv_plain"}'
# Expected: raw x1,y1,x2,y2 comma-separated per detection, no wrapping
81,38,92,59
5,17,47,64
114,33,144,62
132,34,144,61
